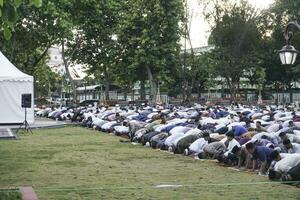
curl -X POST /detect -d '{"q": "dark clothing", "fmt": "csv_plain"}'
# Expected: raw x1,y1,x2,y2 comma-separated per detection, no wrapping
288,163,300,181
204,142,226,158
239,137,251,145
150,132,169,149
252,146,274,163
207,137,219,143
215,111,230,119
216,126,228,135
224,152,238,165
233,125,247,137
141,131,160,145
159,139,168,150
175,135,199,154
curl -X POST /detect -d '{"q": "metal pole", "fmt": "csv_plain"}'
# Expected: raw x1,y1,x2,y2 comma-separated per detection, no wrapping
68,85,70,103
183,0,188,101
85,81,87,101
35,80,39,103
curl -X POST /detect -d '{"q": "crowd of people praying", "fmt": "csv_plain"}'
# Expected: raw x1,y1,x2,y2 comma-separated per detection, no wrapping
36,103,300,184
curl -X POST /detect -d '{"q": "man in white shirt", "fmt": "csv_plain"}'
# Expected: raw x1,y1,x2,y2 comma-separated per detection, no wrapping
214,131,240,165
223,131,240,157
279,132,300,144
188,138,208,156
164,131,185,150
269,151,296,170
186,131,218,156
269,154,300,181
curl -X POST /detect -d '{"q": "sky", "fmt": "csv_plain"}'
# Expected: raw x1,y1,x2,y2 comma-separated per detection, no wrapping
184,0,275,48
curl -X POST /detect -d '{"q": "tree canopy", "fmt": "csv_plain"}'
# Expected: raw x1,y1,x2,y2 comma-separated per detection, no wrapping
1,0,300,103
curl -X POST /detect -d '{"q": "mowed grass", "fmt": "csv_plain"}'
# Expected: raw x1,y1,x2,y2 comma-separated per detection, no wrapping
0,127,299,200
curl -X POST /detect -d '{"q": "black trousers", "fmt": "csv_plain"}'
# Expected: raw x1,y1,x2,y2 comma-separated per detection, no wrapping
224,153,238,165
288,163,300,181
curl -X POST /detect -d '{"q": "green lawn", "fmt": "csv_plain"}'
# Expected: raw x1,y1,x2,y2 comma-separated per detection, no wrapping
0,190,21,200
0,127,299,200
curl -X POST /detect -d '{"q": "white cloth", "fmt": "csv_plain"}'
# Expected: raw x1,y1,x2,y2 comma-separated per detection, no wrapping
288,143,300,154
252,113,263,119
184,128,202,136
114,126,129,134
189,138,208,155
224,139,240,157
267,124,281,133
287,134,300,144
0,52,34,124
172,130,198,146
101,121,117,130
169,126,191,135
293,130,300,137
147,112,158,119
154,119,187,132
274,154,300,173
92,118,107,127
164,132,185,147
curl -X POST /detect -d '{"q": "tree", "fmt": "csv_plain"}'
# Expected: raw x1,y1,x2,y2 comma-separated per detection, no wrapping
0,0,75,103
170,51,213,99
116,0,184,102
0,0,42,39
34,57,61,99
201,0,264,100
68,0,120,101
261,0,300,103
0,0,73,74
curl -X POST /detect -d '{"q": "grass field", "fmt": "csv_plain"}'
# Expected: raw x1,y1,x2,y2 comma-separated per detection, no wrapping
0,126,299,200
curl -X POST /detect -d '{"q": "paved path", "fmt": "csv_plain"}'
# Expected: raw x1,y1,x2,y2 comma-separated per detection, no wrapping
0,128,16,139
20,187,38,200
0,118,66,129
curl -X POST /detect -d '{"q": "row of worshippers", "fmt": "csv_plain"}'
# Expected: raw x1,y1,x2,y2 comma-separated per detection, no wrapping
36,103,300,184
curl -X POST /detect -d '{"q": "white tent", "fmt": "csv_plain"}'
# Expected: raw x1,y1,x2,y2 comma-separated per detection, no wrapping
0,52,34,124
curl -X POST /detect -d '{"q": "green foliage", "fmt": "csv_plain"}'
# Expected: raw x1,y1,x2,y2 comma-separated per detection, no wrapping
202,0,264,98
34,57,61,98
0,0,42,39
116,0,184,98
68,0,121,99
170,51,212,97
0,190,21,200
260,0,300,89
0,0,73,76
7,0,300,100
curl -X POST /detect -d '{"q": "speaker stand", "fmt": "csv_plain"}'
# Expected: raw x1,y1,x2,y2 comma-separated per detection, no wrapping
16,108,33,134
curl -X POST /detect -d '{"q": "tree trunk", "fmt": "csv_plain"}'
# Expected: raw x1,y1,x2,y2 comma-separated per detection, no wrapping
131,83,134,102
105,80,110,101
146,65,156,103
225,76,235,102
182,82,187,101
123,87,128,101
289,85,293,103
61,40,77,105
32,45,51,68
103,66,110,101
258,89,262,104
140,79,146,100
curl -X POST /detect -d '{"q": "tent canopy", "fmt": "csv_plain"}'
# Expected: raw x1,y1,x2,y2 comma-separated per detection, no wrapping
0,52,33,82
0,52,34,124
